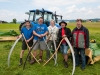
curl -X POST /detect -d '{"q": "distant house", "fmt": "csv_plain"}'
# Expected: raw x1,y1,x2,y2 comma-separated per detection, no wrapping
0,20,8,23
98,20,100,22
86,20,92,22
0,20,2,23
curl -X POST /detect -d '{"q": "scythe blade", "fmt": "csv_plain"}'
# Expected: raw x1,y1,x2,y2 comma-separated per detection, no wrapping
8,35,22,67
64,37,75,75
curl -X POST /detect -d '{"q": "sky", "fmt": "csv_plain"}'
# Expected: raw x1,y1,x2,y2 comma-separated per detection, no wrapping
0,0,100,22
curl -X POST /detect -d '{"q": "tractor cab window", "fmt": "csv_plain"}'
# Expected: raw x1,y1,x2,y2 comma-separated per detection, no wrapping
29,12,34,21
53,16,62,23
35,12,42,23
44,12,53,26
44,12,53,22
57,17,62,23
48,13,53,21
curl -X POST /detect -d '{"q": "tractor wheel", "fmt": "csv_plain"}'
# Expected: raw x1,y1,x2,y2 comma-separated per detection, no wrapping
19,22,25,32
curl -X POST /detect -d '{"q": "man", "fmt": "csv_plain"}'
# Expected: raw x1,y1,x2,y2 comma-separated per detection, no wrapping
72,19,89,70
46,20,59,60
58,21,71,68
30,17,48,64
19,21,33,66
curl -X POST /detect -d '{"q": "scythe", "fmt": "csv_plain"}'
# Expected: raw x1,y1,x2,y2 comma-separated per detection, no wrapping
8,35,22,67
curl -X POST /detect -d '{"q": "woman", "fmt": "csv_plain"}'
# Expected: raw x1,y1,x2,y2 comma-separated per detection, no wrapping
58,21,71,68
46,20,59,60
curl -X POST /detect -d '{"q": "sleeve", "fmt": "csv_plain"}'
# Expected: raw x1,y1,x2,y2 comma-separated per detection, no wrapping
71,29,75,46
58,29,62,39
56,27,59,35
85,28,89,48
66,28,71,39
33,25,36,32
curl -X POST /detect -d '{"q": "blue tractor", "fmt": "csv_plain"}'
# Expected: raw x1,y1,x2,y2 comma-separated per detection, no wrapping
19,8,62,31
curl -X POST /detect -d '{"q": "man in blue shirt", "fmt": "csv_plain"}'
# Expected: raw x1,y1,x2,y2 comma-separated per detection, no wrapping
30,17,48,64
19,21,33,66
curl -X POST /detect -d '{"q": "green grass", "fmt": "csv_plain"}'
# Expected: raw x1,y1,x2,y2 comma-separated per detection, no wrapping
0,23,20,33
0,23,100,75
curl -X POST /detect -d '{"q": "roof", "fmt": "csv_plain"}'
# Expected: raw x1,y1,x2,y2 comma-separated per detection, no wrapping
29,9,53,14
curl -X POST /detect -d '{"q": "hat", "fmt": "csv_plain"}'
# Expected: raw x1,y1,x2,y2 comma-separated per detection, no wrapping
59,21,67,26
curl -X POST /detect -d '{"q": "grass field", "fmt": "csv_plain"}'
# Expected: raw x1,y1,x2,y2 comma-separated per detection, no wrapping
0,23,100,75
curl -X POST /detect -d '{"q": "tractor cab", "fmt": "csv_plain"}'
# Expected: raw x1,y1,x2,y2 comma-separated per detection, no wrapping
25,9,53,26
19,9,62,31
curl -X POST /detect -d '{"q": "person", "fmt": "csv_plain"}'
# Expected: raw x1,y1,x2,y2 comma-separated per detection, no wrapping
46,20,59,60
72,19,89,70
58,21,71,68
19,21,33,66
30,17,48,64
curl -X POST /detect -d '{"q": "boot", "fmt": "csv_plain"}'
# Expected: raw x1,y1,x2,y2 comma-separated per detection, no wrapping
63,59,68,68
19,58,23,66
30,58,36,65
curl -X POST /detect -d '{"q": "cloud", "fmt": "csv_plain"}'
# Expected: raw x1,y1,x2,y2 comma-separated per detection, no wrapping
0,0,100,21
65,5,78,13
31,0,100,8
47,5,100,19
0,10,28,22
0,0,10,2
79,7,86,12
98,6,100,9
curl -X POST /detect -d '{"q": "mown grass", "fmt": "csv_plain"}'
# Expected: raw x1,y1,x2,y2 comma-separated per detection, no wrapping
0,22,100,75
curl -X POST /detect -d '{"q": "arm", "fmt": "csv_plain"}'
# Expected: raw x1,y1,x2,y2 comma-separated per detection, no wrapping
66,28,71,39
71,29,75,46
27,35,33,42
33,31,41,37
17,34,22,39
85,29,89,48
42,31,48,36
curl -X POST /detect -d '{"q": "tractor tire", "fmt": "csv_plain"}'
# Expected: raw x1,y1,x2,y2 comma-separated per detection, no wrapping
19,22,25,32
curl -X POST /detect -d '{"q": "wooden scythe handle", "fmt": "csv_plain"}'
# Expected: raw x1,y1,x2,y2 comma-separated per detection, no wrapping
22,33,40,64
43,38,64,66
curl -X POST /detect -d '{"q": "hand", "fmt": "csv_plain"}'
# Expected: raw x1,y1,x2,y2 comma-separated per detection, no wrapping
46,39,49,43
85,48,89,50
17,35,22,39
62,35,66,38
17,36,19,39
38,35,42,38
41,34,45,37
26,40,30,43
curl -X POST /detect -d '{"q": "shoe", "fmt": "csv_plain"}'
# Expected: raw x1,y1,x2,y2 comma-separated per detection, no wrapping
63,60,68,68
30,59,36,65
81,67,85,70
38,59,42,63
19,58,23,66
19,62,23,66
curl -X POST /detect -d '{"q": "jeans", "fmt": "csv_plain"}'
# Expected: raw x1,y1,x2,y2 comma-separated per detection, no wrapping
60,44,68,54
74,47,86,68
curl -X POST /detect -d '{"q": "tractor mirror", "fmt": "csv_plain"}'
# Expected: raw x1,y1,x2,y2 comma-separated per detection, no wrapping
36,9,39,15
